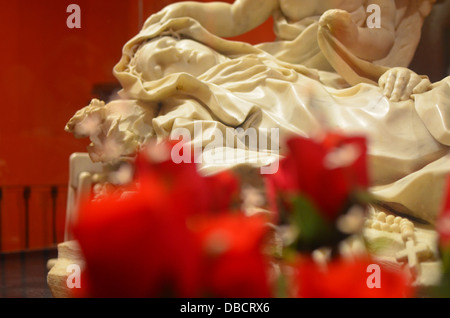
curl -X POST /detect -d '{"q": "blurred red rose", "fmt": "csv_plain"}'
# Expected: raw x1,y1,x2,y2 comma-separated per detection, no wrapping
192,214,272,298
73,193,271,297
135,142,239,216
267,133,368,221
72,183,203,297
295,257,413,298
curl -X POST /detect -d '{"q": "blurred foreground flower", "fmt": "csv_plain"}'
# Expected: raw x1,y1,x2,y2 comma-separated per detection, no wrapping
266,133,369,250
268,133,368,220
72,142,272,297
438,176,450,253
135,142,240,215
192,214,272,298
73,188,201,297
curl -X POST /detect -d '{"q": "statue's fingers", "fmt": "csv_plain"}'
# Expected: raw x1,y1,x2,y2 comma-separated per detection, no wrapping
391,69,410,102
384,71,396,99
400,76,421,101
412,78,431,94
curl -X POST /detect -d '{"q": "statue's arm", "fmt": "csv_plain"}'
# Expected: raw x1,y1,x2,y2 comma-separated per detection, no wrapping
145,0,278,37
320,0,396,61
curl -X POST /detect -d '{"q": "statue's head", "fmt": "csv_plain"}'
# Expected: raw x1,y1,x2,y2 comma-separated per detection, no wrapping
133,36,227,80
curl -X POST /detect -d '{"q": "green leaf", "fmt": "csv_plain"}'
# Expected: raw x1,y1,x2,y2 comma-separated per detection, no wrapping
351,189,374,205
441,247,450,275
290,195,335,250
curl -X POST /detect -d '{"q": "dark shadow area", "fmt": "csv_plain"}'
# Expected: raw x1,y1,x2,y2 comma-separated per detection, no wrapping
0,248,57,298
410,0,450,82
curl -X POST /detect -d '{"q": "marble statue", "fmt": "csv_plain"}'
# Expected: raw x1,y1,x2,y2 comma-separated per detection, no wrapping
66,0,450,225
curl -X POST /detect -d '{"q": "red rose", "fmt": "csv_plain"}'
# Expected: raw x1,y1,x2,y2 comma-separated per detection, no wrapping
135,142,239,216
72,183,203,297
192,214,272,298
267,133,368,221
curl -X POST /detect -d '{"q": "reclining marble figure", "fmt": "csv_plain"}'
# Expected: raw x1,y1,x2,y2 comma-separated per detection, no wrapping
66,0,450,227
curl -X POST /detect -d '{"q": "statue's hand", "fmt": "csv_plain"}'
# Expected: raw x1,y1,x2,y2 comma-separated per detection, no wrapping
379,67,431,102
319,9,358,46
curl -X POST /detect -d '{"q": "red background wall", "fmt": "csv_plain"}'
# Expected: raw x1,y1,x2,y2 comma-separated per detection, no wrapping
0,0,274,252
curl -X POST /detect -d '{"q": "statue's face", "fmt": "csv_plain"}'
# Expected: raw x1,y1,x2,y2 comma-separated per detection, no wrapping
134,36,226,80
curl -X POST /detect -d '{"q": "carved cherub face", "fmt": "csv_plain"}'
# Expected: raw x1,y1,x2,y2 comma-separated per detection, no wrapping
133,36,227,80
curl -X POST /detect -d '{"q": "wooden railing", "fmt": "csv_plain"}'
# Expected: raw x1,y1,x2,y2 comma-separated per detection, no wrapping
0,185,67,253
